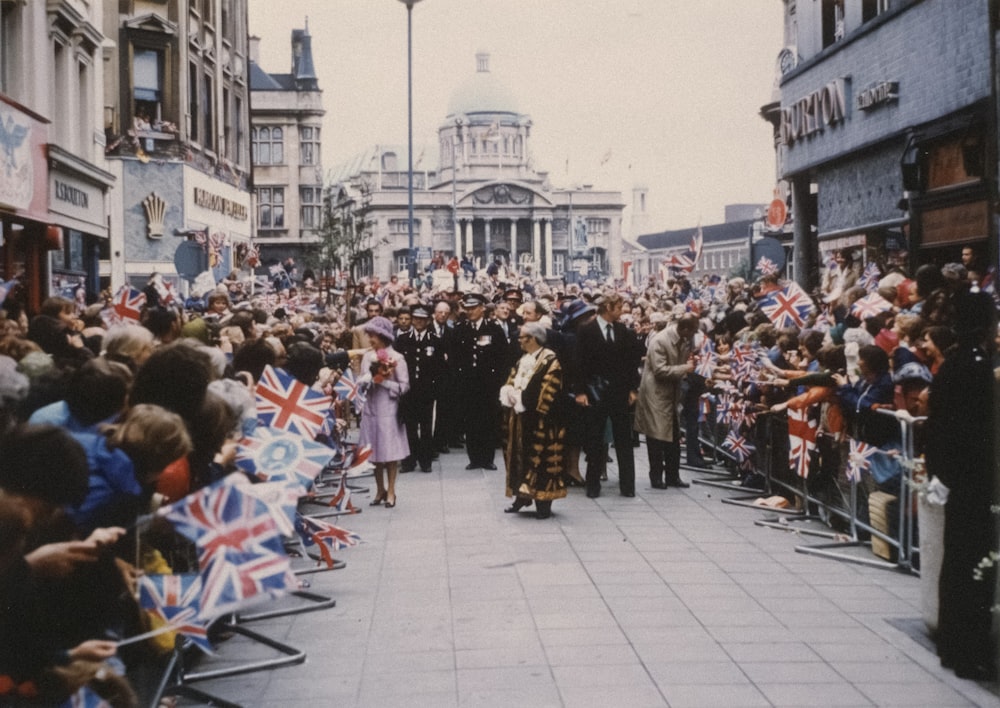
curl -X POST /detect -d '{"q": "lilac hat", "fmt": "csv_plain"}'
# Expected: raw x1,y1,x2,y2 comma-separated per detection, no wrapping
363,316,395,343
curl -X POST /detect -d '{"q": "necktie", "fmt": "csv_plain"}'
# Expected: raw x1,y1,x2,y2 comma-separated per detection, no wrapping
605,323,614,343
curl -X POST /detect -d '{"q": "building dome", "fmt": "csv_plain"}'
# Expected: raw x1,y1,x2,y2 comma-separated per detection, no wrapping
446,52,519,117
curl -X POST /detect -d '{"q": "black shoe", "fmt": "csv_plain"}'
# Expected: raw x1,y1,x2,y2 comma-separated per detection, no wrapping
650,481,668,490
400,466,415,473
621,491,635,497
436,446,450,454
686,459,712,469
586,489,600,498
504,497,532,513
666,479,691,488
535,508,551,520
420,466,432,473
483,463,497,471
567,477,585,488
465,463,481,470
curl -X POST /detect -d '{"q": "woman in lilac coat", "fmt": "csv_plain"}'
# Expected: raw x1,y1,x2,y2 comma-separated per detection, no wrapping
358,316,410,508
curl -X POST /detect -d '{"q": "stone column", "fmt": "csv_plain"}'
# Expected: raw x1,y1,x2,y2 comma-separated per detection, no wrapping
509,218,517,268
532,219,541,276
454,216,462,255
791,177,813,290
484,218,492,261
544,219,553,278
464,219,474,259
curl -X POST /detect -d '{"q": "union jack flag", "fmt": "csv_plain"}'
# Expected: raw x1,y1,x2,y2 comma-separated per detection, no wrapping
760,282,816,329
787,406,818,479
235,426,332,489
723,429,755,462
688,225,703,270
715,392,733,425
693,336,716,378
858,261,881,292
255,365,332,439
159,474,295,619
333,367,363,402
664,252,695,273
343,444,374,476
112,285,146,322
138,572,213,653
241,479,303,536
850,292,893,320
697,394,713,424
327,471,359,514
756,256,780,277
295,513,361,568
846,437,879,482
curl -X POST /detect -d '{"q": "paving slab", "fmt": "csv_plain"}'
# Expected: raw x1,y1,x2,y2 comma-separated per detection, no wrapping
172,445,1000,707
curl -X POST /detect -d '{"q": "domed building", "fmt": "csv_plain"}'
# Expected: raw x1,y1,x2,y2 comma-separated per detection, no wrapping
327,53,625,286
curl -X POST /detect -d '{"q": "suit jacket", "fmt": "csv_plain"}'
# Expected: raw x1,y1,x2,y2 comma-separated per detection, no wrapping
395,329,444,401
453,317,508,391
574,317,643,408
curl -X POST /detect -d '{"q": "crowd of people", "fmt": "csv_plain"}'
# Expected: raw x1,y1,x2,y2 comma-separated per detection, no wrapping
0,246,996,703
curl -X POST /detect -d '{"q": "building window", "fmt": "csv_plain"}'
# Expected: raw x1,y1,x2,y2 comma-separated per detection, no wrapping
257,187,284,229
0,1,21,96
389,218,420,235
252,127,283,165
862,0,888,23
188,62,199,142
822,0,845,48
552,252,565,277
300,186,322,228
202,71,214,151
234,96,244,163
382,152,398,171
300,125,320,165
134,48,164,122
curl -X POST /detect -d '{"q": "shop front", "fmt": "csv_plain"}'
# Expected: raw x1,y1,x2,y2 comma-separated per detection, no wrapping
0,95,55,315
47,145,115,304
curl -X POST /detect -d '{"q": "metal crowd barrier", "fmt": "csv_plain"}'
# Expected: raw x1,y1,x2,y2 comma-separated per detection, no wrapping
749,408,923,573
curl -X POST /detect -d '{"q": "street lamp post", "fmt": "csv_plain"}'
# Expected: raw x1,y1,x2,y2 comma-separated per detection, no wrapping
398,0,423,283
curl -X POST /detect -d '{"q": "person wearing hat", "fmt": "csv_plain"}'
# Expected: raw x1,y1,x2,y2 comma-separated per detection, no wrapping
453,292,508,470
503,288,525,327
395,305,444,473
547,298,596,486
358,316,410,508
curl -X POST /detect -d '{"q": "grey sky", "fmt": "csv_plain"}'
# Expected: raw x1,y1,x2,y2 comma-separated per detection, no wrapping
249,0,785,237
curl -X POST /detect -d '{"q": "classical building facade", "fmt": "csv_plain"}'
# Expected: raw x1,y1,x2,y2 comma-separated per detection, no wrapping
248,23,324,267
102,0,253,293
762,0,997,289
0,0,115,312
328,53,625,284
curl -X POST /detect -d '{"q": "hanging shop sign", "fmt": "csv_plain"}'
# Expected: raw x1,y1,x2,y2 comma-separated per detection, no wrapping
920,201,988,247
0,95,49,222
779,77,848,146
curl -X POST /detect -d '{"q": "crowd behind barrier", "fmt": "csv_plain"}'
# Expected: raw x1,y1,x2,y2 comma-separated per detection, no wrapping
0,248,998,704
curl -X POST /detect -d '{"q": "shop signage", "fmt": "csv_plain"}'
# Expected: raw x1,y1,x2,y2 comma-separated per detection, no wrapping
54,179,88,208
779,77,848,146
920,201,988,247
0,96,48,221
193,186,248,220
856,80,898,111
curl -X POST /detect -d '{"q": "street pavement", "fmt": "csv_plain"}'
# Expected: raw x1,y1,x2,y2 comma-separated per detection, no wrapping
177,445,999,707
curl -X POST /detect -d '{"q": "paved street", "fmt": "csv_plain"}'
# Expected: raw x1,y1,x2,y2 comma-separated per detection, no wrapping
178,447,999,707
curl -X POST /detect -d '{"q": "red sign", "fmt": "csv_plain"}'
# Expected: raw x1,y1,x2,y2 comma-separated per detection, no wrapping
766,199,787,230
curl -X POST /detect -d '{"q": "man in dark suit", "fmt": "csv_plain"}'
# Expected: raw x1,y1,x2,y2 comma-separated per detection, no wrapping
396,305,444,473
453,292,508,470
431,298,461,453
573,293,644,497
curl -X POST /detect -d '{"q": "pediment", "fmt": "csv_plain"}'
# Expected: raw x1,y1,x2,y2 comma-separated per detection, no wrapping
123,13,178,36
458,181,552,208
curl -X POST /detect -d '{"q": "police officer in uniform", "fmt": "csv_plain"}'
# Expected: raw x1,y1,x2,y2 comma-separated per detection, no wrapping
453,292,508,470
396,305,443,473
